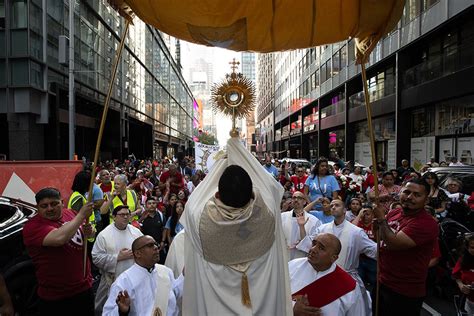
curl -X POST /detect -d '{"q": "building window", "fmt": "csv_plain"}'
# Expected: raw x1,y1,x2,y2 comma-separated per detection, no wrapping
11,59,28,85
11,0,27,28
355,115,396,142
30,61,43,88
30,32,43,60
0,31,4,57
411,107,435,138
0,60,5,86
435,96,474,136
0,0,5,29
11,29,28,56
329,129,345,160
320,62,327,83
401,0,420,26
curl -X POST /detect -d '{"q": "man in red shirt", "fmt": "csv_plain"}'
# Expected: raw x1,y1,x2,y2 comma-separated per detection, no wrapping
373,178,438,316
159,164,184,195
290,165,308,193
98,169,114,194
22,187,95,315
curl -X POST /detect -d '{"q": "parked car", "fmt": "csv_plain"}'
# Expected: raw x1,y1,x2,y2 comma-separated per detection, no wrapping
280,158,313,171
0,196,39,315
429,166,474,196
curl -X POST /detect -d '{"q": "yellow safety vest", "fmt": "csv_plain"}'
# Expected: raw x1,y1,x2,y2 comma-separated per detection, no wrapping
110,189,139,221
67,191,96,241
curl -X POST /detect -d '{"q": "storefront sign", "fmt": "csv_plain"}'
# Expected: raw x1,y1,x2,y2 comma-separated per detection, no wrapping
438,138,454,163
411,137,435,171
458,137,473,165
354,142,372,167
387,140,396,170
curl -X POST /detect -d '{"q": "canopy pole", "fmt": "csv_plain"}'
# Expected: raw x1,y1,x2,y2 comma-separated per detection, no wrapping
360,62,380,316
83,19,131,277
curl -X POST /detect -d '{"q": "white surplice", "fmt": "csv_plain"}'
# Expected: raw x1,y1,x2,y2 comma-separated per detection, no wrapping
296,219,376,314
102,263,183,316
289,259,365,316
281,210,321,261
92,224,143,314
181,137,292,316
165,229,185,279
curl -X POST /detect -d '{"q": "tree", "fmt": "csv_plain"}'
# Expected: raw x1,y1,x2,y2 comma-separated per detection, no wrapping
194,128,218,145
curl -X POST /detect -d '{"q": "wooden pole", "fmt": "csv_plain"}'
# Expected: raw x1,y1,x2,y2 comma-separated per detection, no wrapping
83,19,131,276
360,62,381,315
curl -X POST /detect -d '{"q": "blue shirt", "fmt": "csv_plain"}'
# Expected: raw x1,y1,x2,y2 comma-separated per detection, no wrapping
263,164,278,177
309,211,334,224
305,175,340,202
165,218,184,236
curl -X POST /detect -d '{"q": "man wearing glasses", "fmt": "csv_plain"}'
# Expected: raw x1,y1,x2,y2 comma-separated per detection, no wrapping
291,165,308,193
103,235,183,316
92,205,143,315
22,187,95,315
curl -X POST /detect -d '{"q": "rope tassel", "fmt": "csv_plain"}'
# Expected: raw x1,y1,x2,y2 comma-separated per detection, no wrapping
241,272,252,308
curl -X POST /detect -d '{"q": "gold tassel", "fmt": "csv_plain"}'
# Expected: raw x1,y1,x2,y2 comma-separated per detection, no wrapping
241,271,252,308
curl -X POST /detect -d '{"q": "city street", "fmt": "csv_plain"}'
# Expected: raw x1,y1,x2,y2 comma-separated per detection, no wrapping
1,0,474,315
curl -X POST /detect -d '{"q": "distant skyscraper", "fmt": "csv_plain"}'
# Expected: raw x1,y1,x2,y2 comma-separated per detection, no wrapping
241,52,257,152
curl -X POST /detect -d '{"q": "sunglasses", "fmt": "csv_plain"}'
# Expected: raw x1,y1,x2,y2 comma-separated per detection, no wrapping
136,241,159,250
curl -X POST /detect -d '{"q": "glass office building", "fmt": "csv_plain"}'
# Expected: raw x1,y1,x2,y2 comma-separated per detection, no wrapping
0,0,194,160
258,1,474,168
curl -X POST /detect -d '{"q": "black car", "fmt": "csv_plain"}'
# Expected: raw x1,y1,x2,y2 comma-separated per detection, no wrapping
428,166,474,196
0,196,39,315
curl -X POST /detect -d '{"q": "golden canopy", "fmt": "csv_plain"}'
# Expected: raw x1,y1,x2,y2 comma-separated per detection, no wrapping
108,0,404,62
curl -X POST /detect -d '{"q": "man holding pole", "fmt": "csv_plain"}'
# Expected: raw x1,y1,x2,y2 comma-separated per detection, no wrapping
23,187,95,315
373,178,438,316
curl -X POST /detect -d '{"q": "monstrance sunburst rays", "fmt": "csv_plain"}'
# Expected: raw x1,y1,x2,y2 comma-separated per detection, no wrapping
210,59,256,137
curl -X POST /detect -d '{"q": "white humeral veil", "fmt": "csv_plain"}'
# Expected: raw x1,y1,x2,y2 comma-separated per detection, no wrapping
181,137,292,316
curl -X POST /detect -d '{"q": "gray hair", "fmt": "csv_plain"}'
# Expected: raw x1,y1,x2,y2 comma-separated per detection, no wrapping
446,177,462,188
114,174,128,184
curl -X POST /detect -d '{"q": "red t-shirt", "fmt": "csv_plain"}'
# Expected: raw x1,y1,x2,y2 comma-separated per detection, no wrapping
291,175,308,193
379,208,438,297
22,209,92,300
357,222,375,241
159,171,184,194
99,182,113,193
453,259,474,301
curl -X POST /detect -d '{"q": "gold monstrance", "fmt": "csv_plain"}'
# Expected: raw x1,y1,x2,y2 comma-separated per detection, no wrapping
211,58,256,137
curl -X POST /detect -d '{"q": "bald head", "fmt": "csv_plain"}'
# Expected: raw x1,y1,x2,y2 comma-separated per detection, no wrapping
132,235,149,253
316,233,341,256
292,191,305,199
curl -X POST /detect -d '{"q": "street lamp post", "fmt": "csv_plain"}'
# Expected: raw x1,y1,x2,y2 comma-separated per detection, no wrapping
68,0,75,160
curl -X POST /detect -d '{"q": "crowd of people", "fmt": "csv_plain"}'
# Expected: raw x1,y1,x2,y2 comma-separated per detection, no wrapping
1,147,473,316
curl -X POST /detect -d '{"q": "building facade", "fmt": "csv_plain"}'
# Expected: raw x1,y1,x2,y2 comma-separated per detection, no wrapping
265,0,473,169
255,52,275,158
0,0,194,160
241,52,256,153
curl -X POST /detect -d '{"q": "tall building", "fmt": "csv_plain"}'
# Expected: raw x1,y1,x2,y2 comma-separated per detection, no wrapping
256,53,275,157
241,52,256,153
266,1,474,168
186,59,217,138
0,0,194,160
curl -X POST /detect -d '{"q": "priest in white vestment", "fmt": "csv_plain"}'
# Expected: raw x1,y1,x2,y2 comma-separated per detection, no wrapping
181,137,292,316
297,199,376,314
103,235,183,316
92,205,143,315
281,191,321,261
290,233,365,316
